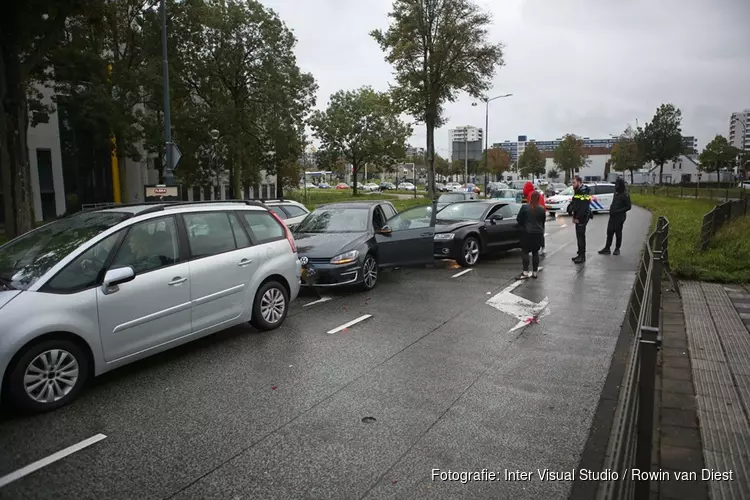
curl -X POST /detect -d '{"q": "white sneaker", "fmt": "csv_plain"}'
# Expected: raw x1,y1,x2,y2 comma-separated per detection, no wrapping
539,248,546,255
523,271,531,278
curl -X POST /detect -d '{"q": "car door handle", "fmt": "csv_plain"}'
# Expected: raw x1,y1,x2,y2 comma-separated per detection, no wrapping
238,258,253,267
420,232,433,237
168,277,188,286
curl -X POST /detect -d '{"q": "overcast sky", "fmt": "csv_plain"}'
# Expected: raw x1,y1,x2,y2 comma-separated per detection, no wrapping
263,0,750,155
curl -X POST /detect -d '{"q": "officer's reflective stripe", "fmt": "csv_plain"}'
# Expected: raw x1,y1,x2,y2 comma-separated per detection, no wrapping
573,194,591,200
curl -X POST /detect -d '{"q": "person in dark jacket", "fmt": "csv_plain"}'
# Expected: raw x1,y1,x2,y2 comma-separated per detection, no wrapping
598,177,632,255
567,176,591,263
516,191,546,279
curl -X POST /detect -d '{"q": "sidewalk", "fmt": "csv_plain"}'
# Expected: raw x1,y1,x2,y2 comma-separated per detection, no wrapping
654,282,750,499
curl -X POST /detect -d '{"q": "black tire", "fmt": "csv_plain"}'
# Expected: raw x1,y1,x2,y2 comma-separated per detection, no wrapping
251,281,289,331
6,338,90,414
456,236,480,267
360,254,378,291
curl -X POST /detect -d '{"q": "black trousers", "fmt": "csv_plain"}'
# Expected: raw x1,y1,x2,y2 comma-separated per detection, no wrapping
606,217,625,249
575,222,587,256
522,233,543,272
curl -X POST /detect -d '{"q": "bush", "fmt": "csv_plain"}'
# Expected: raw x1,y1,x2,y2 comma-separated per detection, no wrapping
632,194,750,283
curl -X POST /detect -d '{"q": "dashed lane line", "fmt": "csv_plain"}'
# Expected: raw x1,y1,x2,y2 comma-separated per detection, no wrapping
0,434,107,489
303,296,332,307
451,269,473,278
327,314,373,334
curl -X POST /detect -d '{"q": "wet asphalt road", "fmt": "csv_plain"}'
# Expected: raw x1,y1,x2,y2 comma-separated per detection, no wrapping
0,208,650,500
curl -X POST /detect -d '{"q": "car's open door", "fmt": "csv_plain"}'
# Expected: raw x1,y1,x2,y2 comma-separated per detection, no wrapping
375,201,437,268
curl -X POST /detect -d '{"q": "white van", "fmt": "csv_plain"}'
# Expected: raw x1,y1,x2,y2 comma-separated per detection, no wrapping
546,182,616,216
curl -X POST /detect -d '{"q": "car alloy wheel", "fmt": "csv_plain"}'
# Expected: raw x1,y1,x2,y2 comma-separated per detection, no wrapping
251,281,289,331
260,287,285,325
362,255,378,290
459,237,480,267
7,338,90,413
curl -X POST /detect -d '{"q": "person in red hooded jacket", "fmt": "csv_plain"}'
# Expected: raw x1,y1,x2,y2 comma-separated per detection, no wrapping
522,182,546,254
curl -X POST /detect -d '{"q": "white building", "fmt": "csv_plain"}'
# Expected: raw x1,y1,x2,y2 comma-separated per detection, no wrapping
448,126,483,160
729,109,749,152
642,155,733,184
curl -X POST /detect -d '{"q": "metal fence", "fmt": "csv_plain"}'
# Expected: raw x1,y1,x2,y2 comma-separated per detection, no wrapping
698,198,749,251
631,184,748,202
596,216,670,500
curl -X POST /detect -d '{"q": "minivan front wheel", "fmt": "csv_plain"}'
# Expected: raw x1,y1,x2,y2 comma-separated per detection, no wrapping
7,339,90,413
251,281,289,331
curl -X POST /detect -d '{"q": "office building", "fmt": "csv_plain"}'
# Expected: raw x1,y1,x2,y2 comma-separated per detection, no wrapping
448,126,483,162
729,110,749,151
493,134,698,162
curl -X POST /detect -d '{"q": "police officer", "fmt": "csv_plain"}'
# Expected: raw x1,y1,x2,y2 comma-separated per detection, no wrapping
567,176,591,263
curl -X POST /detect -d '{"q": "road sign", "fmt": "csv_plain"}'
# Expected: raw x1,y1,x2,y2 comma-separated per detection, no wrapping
162,143,183,170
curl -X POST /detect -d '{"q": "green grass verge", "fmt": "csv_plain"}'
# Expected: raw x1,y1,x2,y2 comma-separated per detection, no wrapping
630,185,746,201
631,194,750,283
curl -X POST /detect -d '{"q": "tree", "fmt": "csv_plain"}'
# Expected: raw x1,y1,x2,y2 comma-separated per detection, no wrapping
547,168,560,181
553,134,588,183
434,154,450,179
310,87,411,196
517,142,545,179
698,135,739,184
638,103,684,184
485,148,510,180
1,0,101,237
371,0,504,198
610,125,645,184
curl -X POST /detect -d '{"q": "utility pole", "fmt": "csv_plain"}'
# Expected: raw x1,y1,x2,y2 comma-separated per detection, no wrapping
464,137,468,184
161,0,173,186
473,94,513,197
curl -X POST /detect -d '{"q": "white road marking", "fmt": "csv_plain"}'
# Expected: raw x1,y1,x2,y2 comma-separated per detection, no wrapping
544,242,571,259
544,233,549,237
303,296,332,307
561,224,567,228
451,269,473,278
0,434,107,488
327,314,373,334
486,281,550,333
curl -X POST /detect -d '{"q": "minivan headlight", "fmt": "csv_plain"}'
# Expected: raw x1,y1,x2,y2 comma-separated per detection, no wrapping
331,250,359,265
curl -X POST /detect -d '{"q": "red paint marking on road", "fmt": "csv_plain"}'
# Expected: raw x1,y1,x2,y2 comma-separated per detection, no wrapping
271,386,277,390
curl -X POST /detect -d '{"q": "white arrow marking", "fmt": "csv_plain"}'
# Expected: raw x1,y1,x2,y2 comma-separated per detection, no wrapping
486,280,550,333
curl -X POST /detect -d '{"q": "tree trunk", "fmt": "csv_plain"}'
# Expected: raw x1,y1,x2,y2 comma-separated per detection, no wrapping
232,152,241,200
425,113,436,199
658,163,664,185
0,51,34,238
629,169,634,184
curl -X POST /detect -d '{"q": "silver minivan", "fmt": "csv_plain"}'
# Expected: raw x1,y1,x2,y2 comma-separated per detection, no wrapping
0,200,301,413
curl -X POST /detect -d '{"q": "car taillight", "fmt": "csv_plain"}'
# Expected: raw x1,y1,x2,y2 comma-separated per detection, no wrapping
269,210,297,253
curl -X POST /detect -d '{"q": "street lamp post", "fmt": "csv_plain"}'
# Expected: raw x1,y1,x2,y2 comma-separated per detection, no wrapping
209,129,220,199
160,0,174,186
473,93,513,197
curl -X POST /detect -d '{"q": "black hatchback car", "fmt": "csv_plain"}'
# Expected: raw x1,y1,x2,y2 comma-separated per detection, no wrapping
433,200,523,267
293,200,436,290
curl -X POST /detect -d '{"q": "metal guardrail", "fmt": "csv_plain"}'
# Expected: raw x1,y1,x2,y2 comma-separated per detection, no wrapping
698,198,749,251
597,216,670,500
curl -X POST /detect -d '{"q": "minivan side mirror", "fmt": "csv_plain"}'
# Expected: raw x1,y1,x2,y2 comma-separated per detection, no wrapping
102,266,135,292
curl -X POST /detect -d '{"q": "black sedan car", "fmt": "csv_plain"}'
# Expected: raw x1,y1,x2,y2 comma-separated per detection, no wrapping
293,200,436,290
433,200,523,267
379,182,396,191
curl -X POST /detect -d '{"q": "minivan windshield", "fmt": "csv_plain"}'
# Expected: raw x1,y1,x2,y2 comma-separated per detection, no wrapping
0,211,131,290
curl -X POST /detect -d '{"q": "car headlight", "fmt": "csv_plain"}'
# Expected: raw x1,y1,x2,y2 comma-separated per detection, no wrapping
330,250,359,265
434,233,455,240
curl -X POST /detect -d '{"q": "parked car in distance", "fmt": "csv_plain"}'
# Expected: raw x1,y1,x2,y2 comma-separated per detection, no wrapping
379,182,396,191
397,182,416,191
739,181,750,190
435,183,450,192
317,182,331,189
434,201,523,267
294,201,435,290
360,183,380,192
445,182,462,191
486,182,510,196
461,183,481,194
0,200,301,413
491,189,524,204
264,199,311,231
546,182,616,217
335,183,350,190
437,192,476,211
300,182,317,189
